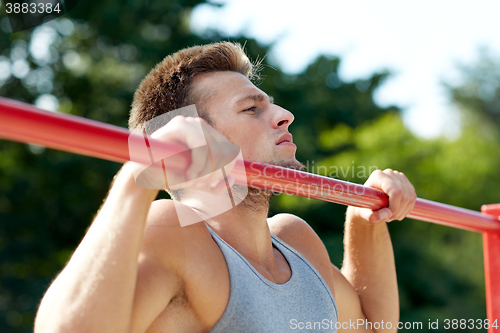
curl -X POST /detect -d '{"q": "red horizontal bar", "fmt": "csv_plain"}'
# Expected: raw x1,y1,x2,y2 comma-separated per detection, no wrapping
230,160,500,233
0,97,190,173
1,97,499,232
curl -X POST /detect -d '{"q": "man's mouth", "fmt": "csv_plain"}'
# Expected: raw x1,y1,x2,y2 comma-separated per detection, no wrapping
276,133,293,145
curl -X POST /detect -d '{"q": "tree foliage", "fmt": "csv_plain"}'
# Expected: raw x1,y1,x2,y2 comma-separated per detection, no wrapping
448,48,500,131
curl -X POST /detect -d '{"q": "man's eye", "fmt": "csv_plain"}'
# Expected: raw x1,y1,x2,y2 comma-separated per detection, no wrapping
244,106,257,112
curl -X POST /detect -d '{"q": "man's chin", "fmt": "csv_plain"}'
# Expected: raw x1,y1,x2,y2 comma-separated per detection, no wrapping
228,158,305,212
269,158,306,172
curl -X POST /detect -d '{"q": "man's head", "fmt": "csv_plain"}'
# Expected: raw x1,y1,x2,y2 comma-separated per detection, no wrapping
129,42,257,133
130,41,302,167
190,70,302,167
129,42,304,208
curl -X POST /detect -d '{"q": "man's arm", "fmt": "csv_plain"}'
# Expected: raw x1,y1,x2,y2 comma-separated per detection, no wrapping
340,169,416,332
34,163,177,333
34,116,236,333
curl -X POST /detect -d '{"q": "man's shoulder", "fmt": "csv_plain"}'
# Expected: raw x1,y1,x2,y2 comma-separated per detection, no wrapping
141,199,215,267
267,213,327,259
267,213,313,241
145,198,213,231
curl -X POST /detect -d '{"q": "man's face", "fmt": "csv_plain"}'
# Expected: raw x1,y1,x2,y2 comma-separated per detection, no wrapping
193,71,302,168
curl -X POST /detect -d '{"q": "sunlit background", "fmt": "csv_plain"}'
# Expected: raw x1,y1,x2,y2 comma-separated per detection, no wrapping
191,0,500,138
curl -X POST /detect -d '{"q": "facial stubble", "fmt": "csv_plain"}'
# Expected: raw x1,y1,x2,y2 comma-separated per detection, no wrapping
231,158,306,213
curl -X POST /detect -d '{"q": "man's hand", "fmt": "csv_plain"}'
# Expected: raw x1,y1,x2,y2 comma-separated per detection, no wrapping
348,169,417,224
131,116,240,194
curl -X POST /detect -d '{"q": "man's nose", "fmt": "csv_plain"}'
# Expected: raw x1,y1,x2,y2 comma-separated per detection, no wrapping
272,105,295,129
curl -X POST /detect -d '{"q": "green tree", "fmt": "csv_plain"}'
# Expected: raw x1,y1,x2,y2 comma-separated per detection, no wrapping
448,48,500,131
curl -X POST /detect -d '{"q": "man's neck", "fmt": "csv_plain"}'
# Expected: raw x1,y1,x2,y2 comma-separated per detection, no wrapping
209,200,271,256
183,186,277,266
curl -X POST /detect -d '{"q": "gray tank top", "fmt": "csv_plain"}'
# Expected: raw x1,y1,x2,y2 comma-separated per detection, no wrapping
206,224,338,333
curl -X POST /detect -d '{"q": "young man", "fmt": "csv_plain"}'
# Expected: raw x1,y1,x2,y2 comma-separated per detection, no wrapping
35,42,416,332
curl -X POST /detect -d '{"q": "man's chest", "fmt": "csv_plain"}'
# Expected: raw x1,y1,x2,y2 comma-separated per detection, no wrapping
147,237,231,332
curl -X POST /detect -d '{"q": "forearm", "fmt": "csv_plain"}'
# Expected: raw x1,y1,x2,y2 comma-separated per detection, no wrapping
341,207,399,331
35,163,159,333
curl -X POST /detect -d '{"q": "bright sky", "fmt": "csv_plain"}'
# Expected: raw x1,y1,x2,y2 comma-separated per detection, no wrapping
191,0,500,138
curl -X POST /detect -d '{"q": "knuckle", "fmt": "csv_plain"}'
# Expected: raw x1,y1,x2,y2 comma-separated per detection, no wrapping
401,193,411,202
389,187,402,197
369,169,383,180
171,115,186,123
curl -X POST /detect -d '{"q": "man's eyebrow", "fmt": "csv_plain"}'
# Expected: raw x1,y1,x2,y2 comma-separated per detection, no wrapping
235,93,274,105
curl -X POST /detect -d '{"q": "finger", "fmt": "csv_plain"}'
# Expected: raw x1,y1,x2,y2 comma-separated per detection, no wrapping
186,144,211,182
385,187,402,221
210,177,231,195
356,207,392,223
207,169,228,190
149,117,203,183
226,174,235,187
398,173,417,220
374,208,393,223
202,142,240,188
190,122,237,181
366,169,416,222
382,169,411,221
191,172,231,195
177,118,209,181
207,141,240,170
196,173,235,195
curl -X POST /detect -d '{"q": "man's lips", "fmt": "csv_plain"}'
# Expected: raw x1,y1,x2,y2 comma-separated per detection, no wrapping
276,133,293,145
